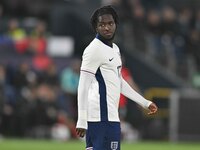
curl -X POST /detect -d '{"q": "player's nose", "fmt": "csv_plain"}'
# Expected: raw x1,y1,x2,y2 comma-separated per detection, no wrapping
104,24,110,30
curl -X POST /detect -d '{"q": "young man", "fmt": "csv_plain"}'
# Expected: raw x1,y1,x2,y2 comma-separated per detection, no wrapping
76,5,158,150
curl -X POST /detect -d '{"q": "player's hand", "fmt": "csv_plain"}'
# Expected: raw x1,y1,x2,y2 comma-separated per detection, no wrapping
148,102,158,115
76,128,86,138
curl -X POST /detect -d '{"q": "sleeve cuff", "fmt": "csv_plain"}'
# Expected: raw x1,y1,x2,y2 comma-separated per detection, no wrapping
76,110,88,129
145,101,153,109
76,119,88,129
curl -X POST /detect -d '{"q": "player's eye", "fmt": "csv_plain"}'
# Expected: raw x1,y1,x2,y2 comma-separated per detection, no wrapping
99,24,105,27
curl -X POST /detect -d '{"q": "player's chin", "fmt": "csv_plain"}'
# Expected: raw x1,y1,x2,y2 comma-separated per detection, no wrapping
103,34,114,40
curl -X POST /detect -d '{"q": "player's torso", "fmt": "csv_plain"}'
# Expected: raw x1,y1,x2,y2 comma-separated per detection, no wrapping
88,39,122,122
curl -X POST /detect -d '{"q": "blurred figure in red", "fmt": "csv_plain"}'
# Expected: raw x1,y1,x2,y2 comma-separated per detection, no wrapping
28,20,47,55
32,54,52,72
7,18,29,54
119,55,142,141
119,55,140,119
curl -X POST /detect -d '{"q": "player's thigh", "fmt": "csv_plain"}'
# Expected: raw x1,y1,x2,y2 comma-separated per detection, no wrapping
86,122,121,150
86,122,107,150
105,122,121,150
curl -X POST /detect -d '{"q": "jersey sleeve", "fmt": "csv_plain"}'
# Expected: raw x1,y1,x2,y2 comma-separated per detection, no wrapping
76,71,95,129
120,77,152,109
81,44,103,74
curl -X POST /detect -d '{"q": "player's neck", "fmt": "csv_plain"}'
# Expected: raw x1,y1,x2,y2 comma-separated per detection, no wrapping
96,33,113,48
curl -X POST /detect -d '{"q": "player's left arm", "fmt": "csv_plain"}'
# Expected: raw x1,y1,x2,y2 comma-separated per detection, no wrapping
120,77,158,115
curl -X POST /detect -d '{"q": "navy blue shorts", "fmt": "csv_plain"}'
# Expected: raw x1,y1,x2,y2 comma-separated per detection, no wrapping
86,122,121,150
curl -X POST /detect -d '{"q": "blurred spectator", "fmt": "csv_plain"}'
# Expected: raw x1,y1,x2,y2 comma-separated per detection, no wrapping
131,4,147,52
187,29,200,72
60,59,81,121
24,83,58,138
34,83,76,139
60,59,80,95
160,6,178,69
0,64,16,136
32,54,52,72
7,18,29,54
37,62,59,86
146,9,162,58
14,84,37,137
178,7,193,37
28,20,47,55
13,62,37,91
0,7,15,53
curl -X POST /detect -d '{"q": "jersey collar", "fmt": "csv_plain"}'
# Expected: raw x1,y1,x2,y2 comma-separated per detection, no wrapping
95,33,113,48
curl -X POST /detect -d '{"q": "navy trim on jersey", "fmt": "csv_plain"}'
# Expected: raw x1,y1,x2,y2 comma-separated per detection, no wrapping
81,70,95,75
95,68,108,121
96,34,113,48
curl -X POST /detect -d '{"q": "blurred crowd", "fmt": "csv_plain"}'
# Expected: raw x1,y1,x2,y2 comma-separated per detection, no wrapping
0,58,81,139
107,0,200,82
0,17,81,139
1,0,200,81
0,18,79,139
1,0,200,140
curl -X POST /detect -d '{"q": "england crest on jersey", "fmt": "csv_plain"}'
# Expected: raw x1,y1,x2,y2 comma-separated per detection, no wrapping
111,141,118,150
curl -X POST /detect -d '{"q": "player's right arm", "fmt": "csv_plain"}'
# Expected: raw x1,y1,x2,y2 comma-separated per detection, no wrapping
76,40,102,138
76,71,94,138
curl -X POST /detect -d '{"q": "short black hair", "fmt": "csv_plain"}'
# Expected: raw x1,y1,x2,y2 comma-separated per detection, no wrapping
90,5,119,32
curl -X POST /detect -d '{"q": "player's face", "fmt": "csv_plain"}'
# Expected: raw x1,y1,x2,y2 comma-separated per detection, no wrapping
96,14,116,40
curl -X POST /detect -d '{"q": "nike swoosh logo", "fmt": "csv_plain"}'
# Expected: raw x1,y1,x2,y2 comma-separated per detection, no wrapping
109,58,114,61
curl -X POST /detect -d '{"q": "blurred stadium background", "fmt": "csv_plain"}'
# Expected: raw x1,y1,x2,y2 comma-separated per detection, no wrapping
0,0,200,149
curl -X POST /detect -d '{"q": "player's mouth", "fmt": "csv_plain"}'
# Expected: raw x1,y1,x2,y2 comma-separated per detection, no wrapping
104,32,113,36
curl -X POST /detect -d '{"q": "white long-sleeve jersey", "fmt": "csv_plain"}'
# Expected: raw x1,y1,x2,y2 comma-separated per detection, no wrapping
76,38,152,129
